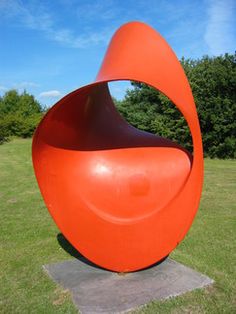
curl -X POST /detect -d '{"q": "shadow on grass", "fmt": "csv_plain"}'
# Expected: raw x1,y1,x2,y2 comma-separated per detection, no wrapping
57,233,107,271
57,233,168,273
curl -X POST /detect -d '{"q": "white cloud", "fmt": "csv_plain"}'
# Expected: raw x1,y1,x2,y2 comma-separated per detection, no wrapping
0,0,111,48
39,90,62,98
76,1,117,21
14,81,39,88
48,27,111,48
0,85,7,92
205,0,236,55
0,82,39,94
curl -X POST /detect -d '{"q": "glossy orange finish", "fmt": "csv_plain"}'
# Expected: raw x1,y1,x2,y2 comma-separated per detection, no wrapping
32,22,203,272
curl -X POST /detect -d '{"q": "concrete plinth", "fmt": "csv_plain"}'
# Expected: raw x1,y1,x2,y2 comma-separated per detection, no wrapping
44,258,213,314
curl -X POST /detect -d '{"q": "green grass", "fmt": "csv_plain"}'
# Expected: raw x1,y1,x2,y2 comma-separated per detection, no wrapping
1,138,235,313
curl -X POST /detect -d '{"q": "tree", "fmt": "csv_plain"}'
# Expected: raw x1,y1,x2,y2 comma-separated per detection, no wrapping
116,82,192,152
17,90,42,117
0,89,44,143
181,53,236,158
0,90,20,115
115,53,236,158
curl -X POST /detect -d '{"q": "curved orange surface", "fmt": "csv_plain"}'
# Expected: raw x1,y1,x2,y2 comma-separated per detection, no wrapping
32,22,203,272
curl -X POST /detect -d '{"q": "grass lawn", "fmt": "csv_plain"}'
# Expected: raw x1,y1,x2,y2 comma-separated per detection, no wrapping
1,138,235,313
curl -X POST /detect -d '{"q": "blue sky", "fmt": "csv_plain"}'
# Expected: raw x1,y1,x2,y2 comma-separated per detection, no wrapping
0,0,235,107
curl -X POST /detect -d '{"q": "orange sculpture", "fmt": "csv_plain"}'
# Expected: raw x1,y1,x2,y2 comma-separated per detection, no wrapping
32,22,203,272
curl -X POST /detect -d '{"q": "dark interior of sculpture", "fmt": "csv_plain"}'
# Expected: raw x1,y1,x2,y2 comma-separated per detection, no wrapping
34,80,192,228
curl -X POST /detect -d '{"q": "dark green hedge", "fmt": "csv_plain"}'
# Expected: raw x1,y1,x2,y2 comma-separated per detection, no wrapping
115,53,236,158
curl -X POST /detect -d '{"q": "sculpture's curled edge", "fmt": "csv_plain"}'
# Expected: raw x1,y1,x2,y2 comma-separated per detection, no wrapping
32,22,204,272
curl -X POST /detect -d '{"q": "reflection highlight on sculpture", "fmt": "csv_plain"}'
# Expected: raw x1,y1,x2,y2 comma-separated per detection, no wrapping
32,22,203,272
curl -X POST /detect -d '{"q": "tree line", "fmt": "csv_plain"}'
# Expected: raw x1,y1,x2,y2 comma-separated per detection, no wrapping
115,53,235,158
0,53,235,158
0,90,44,144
